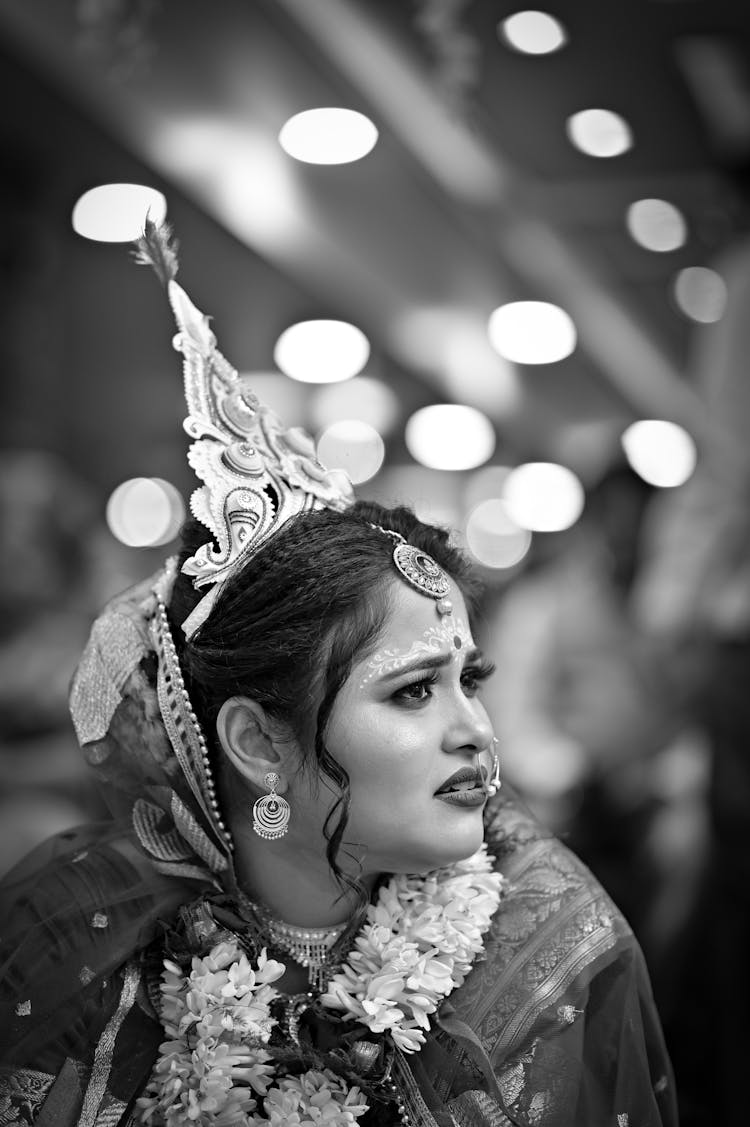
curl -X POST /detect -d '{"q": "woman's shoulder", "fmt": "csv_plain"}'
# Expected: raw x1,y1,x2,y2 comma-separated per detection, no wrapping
471,789,638,1056
438,790,678,1125
484,785,630,942
1,826,180,971
0,826,187,1070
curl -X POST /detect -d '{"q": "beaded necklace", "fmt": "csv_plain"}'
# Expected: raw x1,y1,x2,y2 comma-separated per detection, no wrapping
239,893,353,990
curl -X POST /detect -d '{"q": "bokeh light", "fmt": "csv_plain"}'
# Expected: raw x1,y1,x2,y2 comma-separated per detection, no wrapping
463,465,513,511
488,301,577,364
374,464,462,530
672,266,728,324
391,307,521,415
274,320,370,383
621,420,697,487
626,198,687,252
566,109,633,158
316,420,385,484
499,10,567,55
503,462,584,531
405,405,496,471
106,478,185,547
279,108,378,164
310,376,400,434
154,118,306,253
465,499,532,569
72,184,167,242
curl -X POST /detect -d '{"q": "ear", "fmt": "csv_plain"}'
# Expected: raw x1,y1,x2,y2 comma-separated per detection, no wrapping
215,697,293,794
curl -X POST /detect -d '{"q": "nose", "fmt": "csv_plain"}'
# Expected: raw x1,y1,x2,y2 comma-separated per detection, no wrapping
441,692,493,757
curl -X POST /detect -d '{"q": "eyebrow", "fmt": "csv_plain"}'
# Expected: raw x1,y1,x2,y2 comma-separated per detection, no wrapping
378,645,483,682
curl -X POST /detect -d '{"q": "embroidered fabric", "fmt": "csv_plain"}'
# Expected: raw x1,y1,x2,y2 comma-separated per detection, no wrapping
67,567,233,889
0,788,677,1127
0,1066,56,1126
0,1062,128,1127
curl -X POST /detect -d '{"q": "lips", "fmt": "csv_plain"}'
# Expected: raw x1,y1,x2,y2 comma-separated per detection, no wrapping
435,765,485,795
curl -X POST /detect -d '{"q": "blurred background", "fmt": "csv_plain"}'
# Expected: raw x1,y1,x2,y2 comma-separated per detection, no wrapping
1,2,749,1123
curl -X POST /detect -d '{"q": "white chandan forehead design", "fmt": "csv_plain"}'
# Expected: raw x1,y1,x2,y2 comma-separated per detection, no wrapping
360,615,473,686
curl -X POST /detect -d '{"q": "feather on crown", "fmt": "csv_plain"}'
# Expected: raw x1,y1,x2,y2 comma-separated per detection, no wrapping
134,221,355,638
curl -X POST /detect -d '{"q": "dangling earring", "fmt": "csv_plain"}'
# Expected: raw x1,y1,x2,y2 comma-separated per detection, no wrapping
486,738,502,796
252,771,290,839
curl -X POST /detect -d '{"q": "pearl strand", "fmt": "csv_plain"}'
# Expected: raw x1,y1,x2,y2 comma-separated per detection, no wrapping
154,595,234,852
382,1054,412,1126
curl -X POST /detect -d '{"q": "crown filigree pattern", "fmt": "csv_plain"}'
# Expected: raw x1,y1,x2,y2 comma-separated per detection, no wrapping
135,223,354,636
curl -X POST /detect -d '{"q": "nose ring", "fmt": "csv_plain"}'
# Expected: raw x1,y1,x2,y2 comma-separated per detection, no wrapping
486,736,501,797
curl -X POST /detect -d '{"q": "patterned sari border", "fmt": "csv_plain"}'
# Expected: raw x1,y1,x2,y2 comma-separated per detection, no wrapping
477,838,625,1059
493,890,618,1056
79,961,140,1127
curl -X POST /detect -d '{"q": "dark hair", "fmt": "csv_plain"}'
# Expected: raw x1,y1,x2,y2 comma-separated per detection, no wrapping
169,499,479,905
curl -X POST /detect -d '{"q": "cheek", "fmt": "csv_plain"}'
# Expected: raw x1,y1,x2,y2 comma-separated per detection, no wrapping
327,706,427,785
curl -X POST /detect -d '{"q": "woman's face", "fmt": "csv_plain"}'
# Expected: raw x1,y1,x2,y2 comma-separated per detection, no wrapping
291,576,495,875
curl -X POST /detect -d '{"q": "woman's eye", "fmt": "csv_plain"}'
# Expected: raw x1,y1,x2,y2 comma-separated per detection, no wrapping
461,660,495,696
460,672,480,696
393,676,436,703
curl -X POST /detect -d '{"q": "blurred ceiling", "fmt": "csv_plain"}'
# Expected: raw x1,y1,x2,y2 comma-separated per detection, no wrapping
1,0,749,493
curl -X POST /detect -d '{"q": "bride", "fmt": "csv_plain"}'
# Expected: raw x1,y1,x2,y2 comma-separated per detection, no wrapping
0,224,677,1127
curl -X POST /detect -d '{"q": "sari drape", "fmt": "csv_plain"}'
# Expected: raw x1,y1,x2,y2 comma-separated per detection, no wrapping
0,788,677,1126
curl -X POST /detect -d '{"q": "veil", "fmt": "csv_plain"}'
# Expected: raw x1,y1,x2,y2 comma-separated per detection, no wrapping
0,564,221,1093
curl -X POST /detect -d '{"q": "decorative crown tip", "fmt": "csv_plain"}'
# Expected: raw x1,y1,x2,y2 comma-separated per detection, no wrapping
168,280,217,356
132,218,180,288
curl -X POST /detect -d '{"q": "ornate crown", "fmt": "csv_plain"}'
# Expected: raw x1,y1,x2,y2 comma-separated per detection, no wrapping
134,222,355,637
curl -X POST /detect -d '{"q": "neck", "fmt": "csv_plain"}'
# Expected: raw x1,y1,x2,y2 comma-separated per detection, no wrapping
229,817,377,929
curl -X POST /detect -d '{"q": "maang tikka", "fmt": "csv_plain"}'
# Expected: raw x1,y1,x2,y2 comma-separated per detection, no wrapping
368,524,454,617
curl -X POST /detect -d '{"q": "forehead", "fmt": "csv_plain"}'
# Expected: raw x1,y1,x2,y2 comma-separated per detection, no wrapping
374,575,473,651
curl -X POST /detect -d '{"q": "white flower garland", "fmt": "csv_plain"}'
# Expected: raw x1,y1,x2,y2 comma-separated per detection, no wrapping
137,845,505,1126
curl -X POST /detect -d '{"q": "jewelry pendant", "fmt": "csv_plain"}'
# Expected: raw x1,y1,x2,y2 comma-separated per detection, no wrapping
392,541,451,599
252,771,291,839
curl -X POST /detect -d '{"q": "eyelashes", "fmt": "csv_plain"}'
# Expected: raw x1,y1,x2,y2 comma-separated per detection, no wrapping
465,657,495,683
393,658,496,703
393,672,439,703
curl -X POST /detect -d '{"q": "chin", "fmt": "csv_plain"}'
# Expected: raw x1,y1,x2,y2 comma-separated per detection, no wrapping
429,833,484,871
389,820,485,875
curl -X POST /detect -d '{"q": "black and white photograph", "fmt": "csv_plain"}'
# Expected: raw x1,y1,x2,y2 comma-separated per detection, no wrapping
1,3,748,1124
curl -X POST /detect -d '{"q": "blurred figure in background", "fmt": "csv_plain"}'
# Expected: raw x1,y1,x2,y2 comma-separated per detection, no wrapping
0,449,114,875
480,464,709,973
632,231,750,1127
